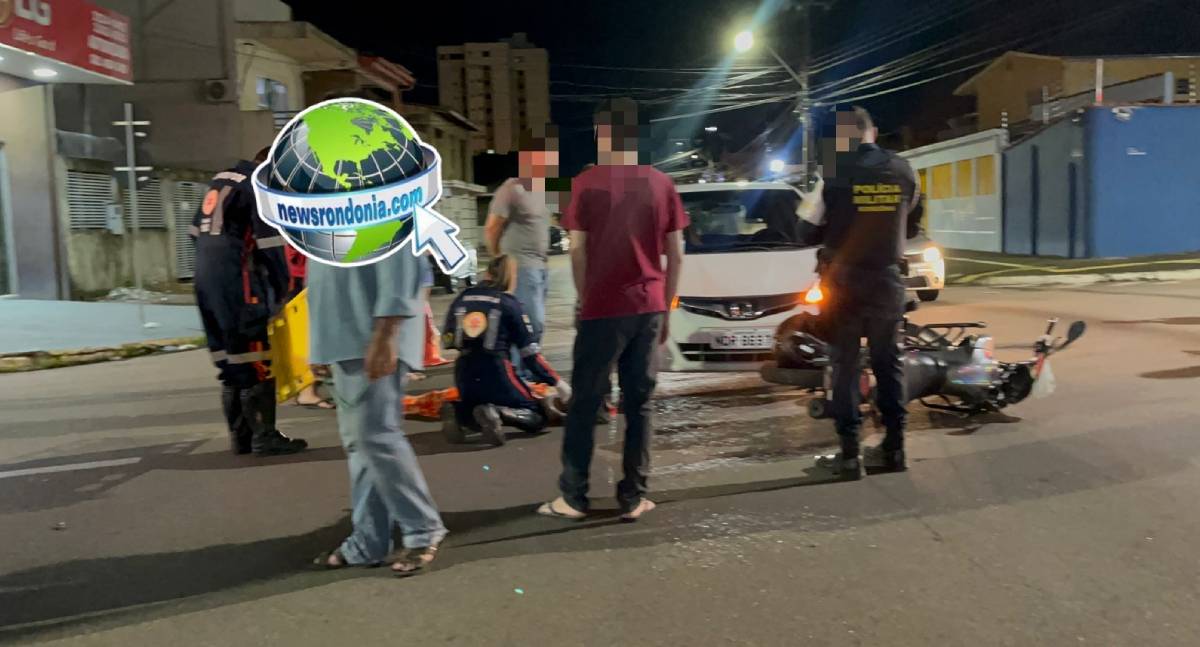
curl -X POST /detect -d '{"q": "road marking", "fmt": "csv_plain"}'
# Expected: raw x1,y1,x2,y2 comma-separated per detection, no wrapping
0,457,142,480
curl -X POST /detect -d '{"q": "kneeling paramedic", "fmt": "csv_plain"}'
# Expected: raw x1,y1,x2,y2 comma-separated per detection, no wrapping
191,147,308,456
799,107,920,479
440,255,570,446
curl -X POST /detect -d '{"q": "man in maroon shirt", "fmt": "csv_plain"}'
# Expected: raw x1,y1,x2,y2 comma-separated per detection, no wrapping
538,98,688,522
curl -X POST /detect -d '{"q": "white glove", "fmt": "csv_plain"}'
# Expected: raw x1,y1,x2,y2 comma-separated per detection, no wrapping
554,380,573,408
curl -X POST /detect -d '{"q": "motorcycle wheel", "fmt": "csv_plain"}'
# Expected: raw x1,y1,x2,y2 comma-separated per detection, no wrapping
807,397,830,419
918,290,940,302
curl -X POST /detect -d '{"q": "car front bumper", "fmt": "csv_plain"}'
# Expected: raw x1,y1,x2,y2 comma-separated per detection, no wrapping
662,303,820,372
905,258,945,292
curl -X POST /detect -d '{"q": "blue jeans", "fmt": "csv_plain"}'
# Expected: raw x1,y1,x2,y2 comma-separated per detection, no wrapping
510,263,549,378
331,360,447,564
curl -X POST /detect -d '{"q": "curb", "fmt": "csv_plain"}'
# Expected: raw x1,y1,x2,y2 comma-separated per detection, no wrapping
968,268,1200,287
0,337,206,373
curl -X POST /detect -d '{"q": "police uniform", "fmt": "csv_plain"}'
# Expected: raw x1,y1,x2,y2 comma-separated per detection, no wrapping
817,143,918,468
442,285,563,437
191,160,306,456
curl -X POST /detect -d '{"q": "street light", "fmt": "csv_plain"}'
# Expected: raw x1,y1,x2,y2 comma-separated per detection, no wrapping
705,126,719,133
731,29,810,183
769,158,786,174
734,30,754,53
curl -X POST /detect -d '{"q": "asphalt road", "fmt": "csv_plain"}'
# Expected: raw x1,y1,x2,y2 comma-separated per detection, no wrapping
2,261,1199,646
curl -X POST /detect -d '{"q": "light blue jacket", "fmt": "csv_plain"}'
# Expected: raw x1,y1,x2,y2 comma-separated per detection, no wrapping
307,249,425,372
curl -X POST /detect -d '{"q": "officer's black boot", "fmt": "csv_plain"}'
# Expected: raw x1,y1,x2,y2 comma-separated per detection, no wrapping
221,385,252,455
497,407,547,434
816,437,864,481
243,380,308,456
472,405,506,447
440,402,467,444
865,429,907,472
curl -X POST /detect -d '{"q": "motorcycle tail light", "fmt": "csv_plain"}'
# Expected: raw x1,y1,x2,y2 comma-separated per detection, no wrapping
803,281,824,304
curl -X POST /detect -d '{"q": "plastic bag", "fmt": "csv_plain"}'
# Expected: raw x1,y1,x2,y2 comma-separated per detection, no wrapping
1031,359,1056,399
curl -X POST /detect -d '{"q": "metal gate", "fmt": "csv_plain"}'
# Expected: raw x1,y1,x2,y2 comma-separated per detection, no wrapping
66,171,115,230
120,179,166,228
173,181,207,279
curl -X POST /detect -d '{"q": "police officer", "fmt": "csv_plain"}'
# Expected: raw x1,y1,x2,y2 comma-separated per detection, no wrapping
800,107,920,479
440,255,570,446
192,147,308,456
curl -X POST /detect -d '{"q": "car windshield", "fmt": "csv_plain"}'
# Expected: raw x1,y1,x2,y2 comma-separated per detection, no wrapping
681,189,812,254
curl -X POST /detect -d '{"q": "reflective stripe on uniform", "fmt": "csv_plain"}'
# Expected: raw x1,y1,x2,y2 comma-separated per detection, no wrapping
189,225,200,237
210,350,227,363
214,171,247,183
453,308,465,348
483,308,502,351
226,351,268,364
256,235,285,249
519,343,540,358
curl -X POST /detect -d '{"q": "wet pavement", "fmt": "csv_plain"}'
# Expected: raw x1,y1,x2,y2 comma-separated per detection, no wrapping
2,265,1200,645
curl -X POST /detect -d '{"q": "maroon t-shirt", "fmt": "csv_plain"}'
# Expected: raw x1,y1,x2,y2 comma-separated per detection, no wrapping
562,165,689,320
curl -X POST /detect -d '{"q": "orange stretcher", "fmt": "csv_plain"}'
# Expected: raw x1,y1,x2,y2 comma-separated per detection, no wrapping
267,288,315,404
402,383,555,420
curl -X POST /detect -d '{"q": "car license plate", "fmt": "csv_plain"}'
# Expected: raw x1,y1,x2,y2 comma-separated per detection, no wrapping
710,329,774,350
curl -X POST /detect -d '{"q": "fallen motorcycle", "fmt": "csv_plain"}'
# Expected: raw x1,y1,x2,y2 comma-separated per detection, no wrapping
759,298,1087,419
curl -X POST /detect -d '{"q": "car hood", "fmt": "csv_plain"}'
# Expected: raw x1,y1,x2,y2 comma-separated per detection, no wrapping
679,248,819,298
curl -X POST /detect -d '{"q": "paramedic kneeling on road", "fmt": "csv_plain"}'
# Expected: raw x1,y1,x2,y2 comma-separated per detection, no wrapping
440,255,570,446
802,107,920,480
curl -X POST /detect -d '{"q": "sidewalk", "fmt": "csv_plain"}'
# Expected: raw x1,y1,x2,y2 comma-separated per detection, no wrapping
945,249,1200,286
0,300,203,355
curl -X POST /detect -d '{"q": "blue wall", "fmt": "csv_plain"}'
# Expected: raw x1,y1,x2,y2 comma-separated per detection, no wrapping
1088,107,1200,257
1002,119,1086,257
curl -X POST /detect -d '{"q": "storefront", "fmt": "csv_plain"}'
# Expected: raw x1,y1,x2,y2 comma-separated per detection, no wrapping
0,0,131,298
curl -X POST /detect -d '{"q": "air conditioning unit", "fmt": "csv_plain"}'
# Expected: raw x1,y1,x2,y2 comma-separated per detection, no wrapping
202,79,234,103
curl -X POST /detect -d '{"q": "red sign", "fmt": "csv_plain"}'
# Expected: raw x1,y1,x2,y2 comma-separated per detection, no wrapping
0,0,132,83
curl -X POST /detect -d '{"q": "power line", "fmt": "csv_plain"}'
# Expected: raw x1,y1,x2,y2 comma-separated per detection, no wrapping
649,95,796,123
813,0,1151,107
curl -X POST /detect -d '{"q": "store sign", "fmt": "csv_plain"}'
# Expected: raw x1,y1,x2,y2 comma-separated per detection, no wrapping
0,0,132,83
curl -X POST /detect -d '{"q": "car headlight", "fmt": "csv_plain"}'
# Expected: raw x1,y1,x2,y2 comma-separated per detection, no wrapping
802,281,824,304
922,246,942,263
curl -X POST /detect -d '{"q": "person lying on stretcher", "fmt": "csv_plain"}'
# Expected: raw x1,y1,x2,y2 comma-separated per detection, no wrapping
439,255,571,446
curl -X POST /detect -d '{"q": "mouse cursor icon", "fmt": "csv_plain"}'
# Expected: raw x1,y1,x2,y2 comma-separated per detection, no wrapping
411,203,467,274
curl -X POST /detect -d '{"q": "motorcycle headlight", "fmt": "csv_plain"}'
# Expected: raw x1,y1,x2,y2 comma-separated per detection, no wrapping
922,246,942,263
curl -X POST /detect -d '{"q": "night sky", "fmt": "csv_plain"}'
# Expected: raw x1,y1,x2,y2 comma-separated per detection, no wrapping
287,0,1200,178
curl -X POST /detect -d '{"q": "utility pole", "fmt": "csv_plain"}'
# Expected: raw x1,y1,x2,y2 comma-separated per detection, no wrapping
797,2,810,187
113,102,158,329
793,0,832,190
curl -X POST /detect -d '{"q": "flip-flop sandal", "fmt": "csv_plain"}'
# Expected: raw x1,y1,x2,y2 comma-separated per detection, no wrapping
297,399,336,410
536,499,586,520
392,544,440,577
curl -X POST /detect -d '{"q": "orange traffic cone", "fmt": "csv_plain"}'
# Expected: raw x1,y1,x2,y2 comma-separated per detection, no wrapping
424,302,451,367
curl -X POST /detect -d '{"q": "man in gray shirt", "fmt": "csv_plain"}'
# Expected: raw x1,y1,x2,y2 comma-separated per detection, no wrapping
307,246,447,574
485,126,556,377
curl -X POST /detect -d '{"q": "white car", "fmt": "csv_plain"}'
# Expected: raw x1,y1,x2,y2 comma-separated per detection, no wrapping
663,182,822,372
903,233,945,302
662,181,948,372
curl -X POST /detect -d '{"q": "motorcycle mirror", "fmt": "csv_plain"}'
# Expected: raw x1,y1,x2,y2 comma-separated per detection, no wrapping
1058,321,1087,350
1066,320,1086,343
